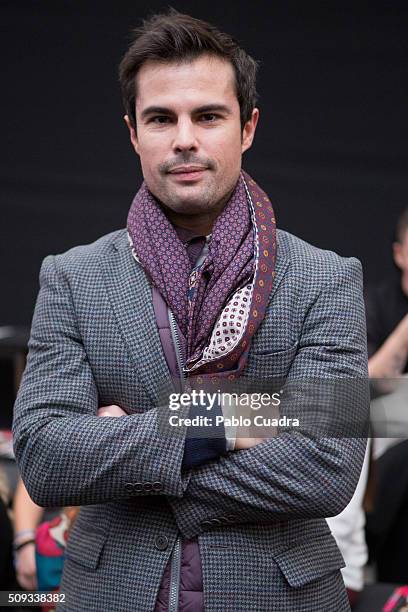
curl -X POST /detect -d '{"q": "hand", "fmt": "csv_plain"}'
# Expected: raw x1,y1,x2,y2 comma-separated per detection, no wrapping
369,313,408,379
15,542,37,590
222,393,278,451
369,338,408,380
234,437,265,450
97,405,127,417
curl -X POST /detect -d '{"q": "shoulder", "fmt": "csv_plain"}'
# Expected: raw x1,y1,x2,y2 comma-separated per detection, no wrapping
40,229,127,275
276,228,363,288
36,229,129,294
55,229,127,265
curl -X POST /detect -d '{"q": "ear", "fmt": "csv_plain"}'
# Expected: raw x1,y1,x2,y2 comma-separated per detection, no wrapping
393,242,403,269
124,115,139,154
241,108,259,154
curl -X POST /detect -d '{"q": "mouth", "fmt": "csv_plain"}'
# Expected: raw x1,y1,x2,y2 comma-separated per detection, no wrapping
168,166,209,182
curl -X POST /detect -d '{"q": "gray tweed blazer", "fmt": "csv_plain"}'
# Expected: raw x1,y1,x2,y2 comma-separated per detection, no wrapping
13,228,368,611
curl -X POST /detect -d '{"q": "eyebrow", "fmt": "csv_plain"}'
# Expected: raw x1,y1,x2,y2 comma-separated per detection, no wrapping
140,104,232,120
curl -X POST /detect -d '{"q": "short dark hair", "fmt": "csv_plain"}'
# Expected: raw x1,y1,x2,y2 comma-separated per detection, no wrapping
395,208,408,243
118,9,258,131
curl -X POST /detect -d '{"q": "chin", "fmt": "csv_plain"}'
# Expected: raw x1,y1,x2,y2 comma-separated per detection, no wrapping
170,192,214,211
172,201,212,215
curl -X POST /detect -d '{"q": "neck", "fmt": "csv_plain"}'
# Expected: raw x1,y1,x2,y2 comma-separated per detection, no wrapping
164,211,216,235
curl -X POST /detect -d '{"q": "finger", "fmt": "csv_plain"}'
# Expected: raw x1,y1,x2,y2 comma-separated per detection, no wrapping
97,405,122,415
98,405,127,417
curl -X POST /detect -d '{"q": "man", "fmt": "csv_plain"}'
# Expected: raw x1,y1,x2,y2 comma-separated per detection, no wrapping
364,208,408,585
13,10,368,611
367,207,408,378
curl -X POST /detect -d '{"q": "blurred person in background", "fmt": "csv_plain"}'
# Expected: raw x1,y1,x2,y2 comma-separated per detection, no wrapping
367,208,408,379
327,442,371,608
365,207,408,585
13,478,43,591
13,477,79,611
327,209,408,607
0,465,18,591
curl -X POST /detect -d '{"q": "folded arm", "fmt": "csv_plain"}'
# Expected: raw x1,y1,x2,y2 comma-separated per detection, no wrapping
13,255,192,507
167,257,370,538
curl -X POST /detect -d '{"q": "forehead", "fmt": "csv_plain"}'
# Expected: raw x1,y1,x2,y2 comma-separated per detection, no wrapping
135,54,237,110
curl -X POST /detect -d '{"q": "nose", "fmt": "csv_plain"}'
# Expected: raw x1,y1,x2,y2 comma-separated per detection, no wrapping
172,117,198,153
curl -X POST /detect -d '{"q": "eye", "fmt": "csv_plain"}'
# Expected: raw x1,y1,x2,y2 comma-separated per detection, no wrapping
150,116,171,124
200,113,219,122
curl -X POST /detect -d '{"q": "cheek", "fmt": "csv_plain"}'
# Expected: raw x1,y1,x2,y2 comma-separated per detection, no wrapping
138,148,161,175
137,133,167,162
226,128,243,154
212,134,241,162
217,145,242,174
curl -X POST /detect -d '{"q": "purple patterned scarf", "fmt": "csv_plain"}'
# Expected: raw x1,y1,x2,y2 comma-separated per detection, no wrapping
127,170,276,380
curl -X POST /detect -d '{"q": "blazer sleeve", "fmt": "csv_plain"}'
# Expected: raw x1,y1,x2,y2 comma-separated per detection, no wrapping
167,257,370,539
12,255,192,507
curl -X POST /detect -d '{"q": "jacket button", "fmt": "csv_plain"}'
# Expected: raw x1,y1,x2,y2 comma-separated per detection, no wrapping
143,482,153,491
200,520,212,529
155,535,169,551
219,516,229,523
152,481,163,491
133,482,144,492
124,483,134,492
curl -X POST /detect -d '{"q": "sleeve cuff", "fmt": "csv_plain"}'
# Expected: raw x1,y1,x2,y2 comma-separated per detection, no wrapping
181,398,227,470
220,394,237,452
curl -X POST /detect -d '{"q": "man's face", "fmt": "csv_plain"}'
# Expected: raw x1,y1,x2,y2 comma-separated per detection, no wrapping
125,54,258,218
393,229,408,275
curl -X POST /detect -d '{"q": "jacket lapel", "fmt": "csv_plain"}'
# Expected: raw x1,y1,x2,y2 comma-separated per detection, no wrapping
100,231,171,406
269,250,290,305
262,228,290,308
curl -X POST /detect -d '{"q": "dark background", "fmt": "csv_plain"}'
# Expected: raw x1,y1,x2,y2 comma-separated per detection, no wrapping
1,1,407,326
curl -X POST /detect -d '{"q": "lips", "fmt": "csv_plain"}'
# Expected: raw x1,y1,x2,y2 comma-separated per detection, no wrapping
168,166,208,182
169,166,207,174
